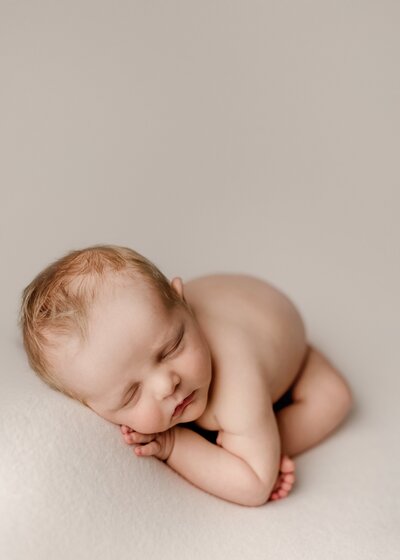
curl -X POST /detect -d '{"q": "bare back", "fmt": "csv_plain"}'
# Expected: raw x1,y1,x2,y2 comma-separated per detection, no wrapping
183,274,308,433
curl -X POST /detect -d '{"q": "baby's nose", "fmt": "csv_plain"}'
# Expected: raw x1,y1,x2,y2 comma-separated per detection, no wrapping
151,371,180,399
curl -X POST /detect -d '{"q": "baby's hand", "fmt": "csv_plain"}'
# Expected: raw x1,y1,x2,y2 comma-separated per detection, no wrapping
120,425,175,462
269,455,296,501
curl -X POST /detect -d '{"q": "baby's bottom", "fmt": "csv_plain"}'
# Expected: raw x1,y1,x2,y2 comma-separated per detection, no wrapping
274,345,353,457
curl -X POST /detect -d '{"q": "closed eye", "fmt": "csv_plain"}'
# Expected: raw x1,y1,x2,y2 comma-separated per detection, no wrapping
122,327,185,408
123,386,138,407
164,329,184,358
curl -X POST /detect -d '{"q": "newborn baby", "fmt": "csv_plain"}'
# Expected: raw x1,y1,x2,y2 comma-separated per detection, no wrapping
19,244,353,507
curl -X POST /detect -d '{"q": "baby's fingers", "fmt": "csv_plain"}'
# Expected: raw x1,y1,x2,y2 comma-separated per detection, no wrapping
120,425,132,435
134,440,160,457
122,429,155,446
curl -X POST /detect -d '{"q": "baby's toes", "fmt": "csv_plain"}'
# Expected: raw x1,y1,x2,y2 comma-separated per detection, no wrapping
280,455,295,474
282,472,295,485
270,487,288,501
277,488,288,498
272,473,285,492
280,481,292,492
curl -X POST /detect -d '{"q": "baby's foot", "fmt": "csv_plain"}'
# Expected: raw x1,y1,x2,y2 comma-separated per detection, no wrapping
269,455,296,501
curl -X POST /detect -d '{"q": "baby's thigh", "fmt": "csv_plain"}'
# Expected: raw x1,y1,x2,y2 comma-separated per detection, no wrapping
290,346,352,409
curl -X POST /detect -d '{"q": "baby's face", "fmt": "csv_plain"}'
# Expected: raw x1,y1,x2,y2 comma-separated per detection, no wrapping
54,275,213,434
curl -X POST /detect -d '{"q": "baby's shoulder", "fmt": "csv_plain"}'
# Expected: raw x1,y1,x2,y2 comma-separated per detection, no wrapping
184,272,303,337
183,273,307,433
184,274,276,432
183,273,295,348
184,272,275,297
184,272,284,317
183,273,267,355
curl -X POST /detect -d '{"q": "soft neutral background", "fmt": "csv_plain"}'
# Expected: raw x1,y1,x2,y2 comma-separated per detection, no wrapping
1,1,399,559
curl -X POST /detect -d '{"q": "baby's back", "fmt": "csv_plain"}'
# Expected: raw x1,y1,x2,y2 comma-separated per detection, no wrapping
183,274,308,431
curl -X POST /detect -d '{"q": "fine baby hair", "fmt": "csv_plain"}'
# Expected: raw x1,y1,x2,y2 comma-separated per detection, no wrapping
18,244,187,405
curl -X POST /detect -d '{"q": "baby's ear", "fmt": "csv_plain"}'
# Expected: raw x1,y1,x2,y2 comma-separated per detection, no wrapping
170,276,184,299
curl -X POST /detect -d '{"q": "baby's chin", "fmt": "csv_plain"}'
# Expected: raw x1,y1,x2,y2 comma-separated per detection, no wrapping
185,387,209,422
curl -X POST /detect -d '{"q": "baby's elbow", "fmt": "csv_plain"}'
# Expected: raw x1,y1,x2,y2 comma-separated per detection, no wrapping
250,464,282,507
248,495,269,507
244,478,275,507
244,487,272,507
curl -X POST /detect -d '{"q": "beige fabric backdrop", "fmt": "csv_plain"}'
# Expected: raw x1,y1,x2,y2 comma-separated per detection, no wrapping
1,1,399,559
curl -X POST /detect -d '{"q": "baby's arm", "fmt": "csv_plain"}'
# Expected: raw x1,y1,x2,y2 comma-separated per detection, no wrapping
167,426,295,504
120,400,295,506
166,426,273,506
121,424,269,506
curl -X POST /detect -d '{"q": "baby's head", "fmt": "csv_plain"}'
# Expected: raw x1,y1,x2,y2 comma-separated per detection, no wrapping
19,245,212,433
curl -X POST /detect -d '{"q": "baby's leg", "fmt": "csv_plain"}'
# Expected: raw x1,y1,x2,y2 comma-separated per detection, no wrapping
275,346,353,457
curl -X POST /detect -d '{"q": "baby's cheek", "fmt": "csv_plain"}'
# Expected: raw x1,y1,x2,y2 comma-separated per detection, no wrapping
134,411,164,434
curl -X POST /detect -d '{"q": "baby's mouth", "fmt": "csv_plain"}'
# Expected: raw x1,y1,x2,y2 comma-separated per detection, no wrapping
172,391,195,418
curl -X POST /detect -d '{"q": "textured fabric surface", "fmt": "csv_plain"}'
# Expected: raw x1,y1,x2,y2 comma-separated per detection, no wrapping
1,1,399,558
1,351,399,560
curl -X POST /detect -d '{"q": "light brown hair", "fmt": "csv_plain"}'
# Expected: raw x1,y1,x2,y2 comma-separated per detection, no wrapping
18,244,188,405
